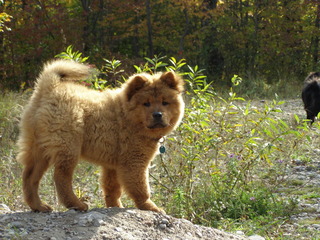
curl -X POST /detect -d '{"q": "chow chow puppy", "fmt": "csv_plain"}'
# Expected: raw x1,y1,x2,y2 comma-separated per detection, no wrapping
302,72,320,123
17,59,185,213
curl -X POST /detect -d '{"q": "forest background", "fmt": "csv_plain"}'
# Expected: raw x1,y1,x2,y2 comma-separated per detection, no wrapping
1,0,320,93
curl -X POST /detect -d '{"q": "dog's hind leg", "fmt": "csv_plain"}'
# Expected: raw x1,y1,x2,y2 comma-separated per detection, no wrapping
22,151,52,212
53,153,88,211
100,167,123,208
306,110,315,124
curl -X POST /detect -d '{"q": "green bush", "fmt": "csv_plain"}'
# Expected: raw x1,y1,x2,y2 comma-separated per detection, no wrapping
153,82,306,225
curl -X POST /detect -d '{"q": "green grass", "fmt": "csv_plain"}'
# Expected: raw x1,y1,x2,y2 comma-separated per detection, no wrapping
0,92,27,210
302,192,320,200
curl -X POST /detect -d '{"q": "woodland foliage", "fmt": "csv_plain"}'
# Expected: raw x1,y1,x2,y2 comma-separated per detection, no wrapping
1,0,320,90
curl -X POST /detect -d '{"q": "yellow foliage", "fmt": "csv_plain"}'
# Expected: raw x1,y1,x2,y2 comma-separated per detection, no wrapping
0,12,12,32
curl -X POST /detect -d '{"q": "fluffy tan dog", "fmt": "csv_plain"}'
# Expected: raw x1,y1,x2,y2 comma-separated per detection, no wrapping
17,59,185,213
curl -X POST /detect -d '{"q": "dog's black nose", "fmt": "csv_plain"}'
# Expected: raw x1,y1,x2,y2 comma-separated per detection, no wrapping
153,112,162,120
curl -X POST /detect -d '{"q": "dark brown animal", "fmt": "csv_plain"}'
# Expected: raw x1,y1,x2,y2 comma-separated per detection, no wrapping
302,72,320,123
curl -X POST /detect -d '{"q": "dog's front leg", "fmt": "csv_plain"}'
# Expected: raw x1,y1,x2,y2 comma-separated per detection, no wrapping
118,166,165,213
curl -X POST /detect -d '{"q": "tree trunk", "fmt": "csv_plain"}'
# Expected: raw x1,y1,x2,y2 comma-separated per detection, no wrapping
179,9,189,55
146,0,153,57
80,0,91,54
313,1,320,68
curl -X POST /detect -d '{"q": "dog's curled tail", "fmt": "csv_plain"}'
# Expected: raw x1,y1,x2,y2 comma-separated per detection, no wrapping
35,59,91,91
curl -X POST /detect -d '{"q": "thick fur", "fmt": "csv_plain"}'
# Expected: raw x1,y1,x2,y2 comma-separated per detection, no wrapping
302,72,320,123
17,59,185,213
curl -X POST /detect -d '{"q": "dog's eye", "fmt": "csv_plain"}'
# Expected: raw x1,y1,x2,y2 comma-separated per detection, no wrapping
162,101,169,106
143,102,151,107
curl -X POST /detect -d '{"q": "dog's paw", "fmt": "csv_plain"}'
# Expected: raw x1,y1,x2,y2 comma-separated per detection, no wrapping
68,202,89,212
150,206,166,214
138,199,165,213
157,208,166,214
105,197,123,208
32,203,53,213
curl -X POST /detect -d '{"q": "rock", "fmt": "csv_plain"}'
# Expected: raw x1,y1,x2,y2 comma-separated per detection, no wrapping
312,224,320,229
10,221,25,228
160,218,169,225
159,223,167,229
0,208,248,240
0,204,11,214
77,211,105,227
248,235,265,240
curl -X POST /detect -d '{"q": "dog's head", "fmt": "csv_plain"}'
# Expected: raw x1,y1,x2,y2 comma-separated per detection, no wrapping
123,71,185,137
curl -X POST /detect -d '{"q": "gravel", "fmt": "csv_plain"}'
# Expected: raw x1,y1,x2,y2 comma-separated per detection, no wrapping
0,207,249,240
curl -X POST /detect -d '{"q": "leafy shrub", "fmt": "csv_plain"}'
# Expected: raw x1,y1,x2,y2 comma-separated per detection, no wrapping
154,81,307,225
55,45,89,63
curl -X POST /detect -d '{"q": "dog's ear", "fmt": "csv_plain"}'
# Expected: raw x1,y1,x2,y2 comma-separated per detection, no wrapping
125,75,148,100
160,72,184,93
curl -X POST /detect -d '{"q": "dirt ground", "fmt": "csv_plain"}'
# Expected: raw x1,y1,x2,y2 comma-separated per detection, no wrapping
0,205,247,240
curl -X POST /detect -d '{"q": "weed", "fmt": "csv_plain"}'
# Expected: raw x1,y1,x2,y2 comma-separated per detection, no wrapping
55,45,89,63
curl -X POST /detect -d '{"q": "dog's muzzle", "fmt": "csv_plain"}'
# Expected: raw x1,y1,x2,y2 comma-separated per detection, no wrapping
148,112,167,129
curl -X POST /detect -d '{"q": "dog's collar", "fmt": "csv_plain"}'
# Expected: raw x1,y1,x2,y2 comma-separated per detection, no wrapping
159,137,166,153
148,136,166,153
